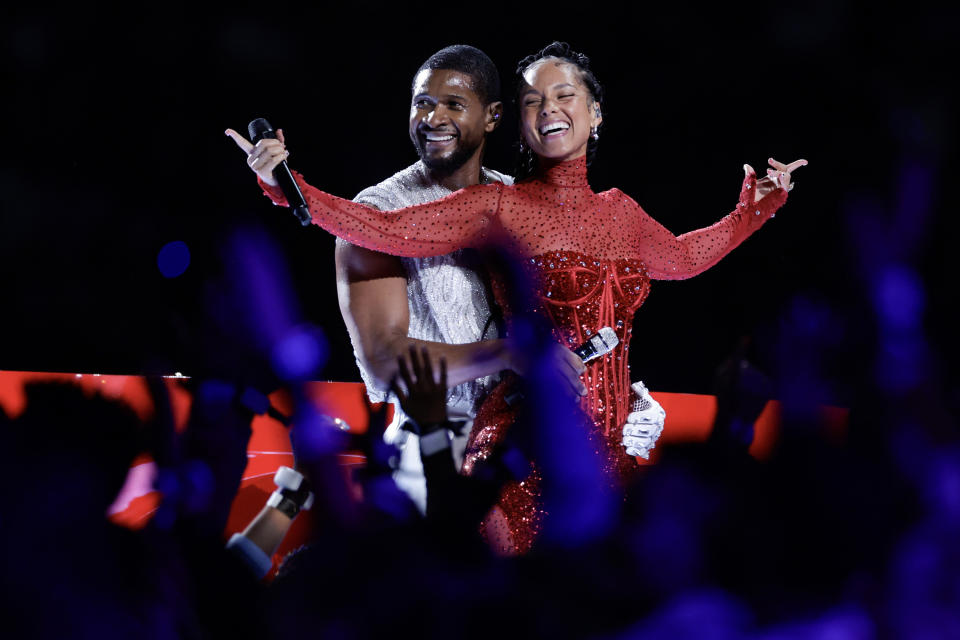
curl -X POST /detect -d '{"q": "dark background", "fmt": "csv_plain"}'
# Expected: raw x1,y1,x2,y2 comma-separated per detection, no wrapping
3,2,956,401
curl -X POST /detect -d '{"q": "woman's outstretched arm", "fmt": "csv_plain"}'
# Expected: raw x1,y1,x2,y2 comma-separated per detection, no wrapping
273,172,503,257
628,159,805,280
225,127,503,257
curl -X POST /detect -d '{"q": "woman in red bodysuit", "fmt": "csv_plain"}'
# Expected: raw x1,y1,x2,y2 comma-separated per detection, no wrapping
242,43,806,552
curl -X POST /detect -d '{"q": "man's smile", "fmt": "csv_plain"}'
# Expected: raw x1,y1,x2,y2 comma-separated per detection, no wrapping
421,129,458,149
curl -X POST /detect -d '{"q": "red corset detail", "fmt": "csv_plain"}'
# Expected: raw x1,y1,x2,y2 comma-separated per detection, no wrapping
463,250,654,553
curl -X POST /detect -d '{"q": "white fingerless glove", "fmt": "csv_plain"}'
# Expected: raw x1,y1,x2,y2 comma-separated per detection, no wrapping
622,381,665,459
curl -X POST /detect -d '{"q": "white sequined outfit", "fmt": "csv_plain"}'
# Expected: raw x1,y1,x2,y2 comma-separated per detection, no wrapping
349,161,512,513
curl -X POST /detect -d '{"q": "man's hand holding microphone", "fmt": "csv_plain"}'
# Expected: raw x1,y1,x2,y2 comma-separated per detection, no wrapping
226,119,311,225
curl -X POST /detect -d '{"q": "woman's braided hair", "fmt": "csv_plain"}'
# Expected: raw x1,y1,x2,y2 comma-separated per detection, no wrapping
514,42,605,181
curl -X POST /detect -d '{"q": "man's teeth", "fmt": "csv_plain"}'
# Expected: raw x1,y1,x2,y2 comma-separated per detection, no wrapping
425,133,455,141
540,122,570,135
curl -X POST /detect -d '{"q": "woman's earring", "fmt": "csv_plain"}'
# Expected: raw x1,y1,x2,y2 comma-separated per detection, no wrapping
590,126,599,141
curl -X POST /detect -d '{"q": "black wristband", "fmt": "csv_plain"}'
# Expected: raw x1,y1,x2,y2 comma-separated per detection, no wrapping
273,494,301,519
282,480,313,506
268,482,313,519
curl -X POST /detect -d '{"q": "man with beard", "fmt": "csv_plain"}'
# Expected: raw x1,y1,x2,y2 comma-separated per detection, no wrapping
333,45,520,511
226,46,590,572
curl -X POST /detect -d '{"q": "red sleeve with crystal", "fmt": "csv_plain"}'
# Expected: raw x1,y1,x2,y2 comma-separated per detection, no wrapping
630,172,788,280
258,171,504,257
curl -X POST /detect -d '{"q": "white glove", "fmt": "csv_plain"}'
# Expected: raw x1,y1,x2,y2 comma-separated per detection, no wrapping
622,381,665,459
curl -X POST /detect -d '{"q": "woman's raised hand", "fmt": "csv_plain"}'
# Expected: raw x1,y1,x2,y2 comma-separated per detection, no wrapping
224,127,289,187
746,157,807,202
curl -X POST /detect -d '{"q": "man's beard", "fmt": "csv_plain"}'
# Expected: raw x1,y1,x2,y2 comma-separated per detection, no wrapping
412,134,482,176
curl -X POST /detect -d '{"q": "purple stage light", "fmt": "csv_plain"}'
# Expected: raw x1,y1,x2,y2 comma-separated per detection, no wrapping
617,590,751,639
874,264,925,332
759,606,874,640
289,410,347,460
183,460,215,514
271,324,329,381
925,451,960,525
196,379,238,419
531,355,619,548
157,240,191,278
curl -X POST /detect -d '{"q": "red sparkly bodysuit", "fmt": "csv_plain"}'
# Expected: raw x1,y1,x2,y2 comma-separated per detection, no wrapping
261,156,787,551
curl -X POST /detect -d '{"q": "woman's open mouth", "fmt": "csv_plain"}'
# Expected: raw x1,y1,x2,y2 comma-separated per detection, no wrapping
539,121,570,138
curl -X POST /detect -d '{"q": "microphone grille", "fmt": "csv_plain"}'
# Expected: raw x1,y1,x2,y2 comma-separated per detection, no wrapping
247,117,274,142
597,326,619,350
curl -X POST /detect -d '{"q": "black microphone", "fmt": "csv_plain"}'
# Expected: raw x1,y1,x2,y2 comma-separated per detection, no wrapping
248,118,311,226
505,327,619,406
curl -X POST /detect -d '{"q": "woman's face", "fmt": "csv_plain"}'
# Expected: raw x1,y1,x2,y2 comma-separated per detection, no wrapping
519,58,601,163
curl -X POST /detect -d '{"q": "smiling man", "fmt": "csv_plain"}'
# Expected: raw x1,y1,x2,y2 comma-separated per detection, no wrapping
334,45,514,512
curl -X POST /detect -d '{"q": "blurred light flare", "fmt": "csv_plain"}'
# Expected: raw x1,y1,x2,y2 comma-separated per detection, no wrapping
924,450,960,526
615,590,752,640
239,386,270,415
195,379,238,420
271,324,329,381
183,459,215,513
873,265,925,332
756,606,874,640
157,240,191,278
225,226,304,356
530,348,619,548
775,295,838,422
289,409,349,460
